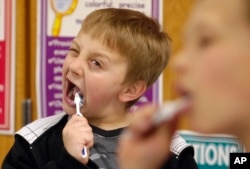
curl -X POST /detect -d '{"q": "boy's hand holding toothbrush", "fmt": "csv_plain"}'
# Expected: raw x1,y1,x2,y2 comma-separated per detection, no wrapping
62,93,93,165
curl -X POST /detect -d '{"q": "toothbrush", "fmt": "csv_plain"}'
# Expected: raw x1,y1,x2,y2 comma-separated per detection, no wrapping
151,98,189,125
74,92,83,117
74,92,88,158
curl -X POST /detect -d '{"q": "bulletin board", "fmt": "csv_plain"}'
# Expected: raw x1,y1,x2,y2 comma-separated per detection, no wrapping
36,0,163,118
0,0,15,134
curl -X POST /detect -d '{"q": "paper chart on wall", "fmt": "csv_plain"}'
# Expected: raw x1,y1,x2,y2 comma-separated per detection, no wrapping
0,0,15,134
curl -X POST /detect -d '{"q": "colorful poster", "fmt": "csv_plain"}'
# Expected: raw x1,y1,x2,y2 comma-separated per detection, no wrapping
0,0,15,134
37,0,163,117
178,130,243,169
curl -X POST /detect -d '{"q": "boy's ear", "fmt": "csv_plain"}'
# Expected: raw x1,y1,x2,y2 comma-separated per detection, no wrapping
119,80,147,103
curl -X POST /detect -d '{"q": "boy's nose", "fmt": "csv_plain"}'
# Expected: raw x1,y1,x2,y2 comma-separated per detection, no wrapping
172,50,189,75
68,58,84,77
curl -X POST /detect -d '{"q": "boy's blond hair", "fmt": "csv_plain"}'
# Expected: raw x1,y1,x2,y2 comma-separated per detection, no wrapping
81,8,171,107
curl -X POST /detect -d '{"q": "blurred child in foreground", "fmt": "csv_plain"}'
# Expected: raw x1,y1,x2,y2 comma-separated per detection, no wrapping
118,0,250,168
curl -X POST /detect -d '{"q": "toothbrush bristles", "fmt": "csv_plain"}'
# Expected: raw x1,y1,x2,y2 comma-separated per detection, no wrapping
74,93,83,117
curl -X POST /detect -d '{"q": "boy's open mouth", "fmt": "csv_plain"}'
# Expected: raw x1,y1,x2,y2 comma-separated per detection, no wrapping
66,80,84,102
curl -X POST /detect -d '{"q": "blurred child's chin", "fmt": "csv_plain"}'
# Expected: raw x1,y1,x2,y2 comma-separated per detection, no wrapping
189,120,220,134
186,115,215,134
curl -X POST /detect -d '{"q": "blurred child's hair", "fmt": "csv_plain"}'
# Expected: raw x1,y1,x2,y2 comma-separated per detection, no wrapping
81,8,171,107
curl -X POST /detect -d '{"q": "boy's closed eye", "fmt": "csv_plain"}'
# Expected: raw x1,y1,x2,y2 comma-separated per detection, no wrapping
69,39,80,56
69,48,79,54
68,48,80,58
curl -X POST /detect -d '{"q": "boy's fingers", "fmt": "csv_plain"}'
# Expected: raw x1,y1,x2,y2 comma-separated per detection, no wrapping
129,104,158,134
130,103,181,136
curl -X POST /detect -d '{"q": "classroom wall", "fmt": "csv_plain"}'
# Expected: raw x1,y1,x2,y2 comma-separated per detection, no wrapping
0,0,37,164
163,0,195,128
0,0,194,165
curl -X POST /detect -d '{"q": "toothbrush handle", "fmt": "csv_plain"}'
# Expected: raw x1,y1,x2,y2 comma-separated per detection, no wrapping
82,146,88,158
75,105,88,158
76,104,82,117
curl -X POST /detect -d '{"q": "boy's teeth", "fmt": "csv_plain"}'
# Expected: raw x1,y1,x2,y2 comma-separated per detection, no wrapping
67,85,82,100
73,86,81,95
68,89,73,97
